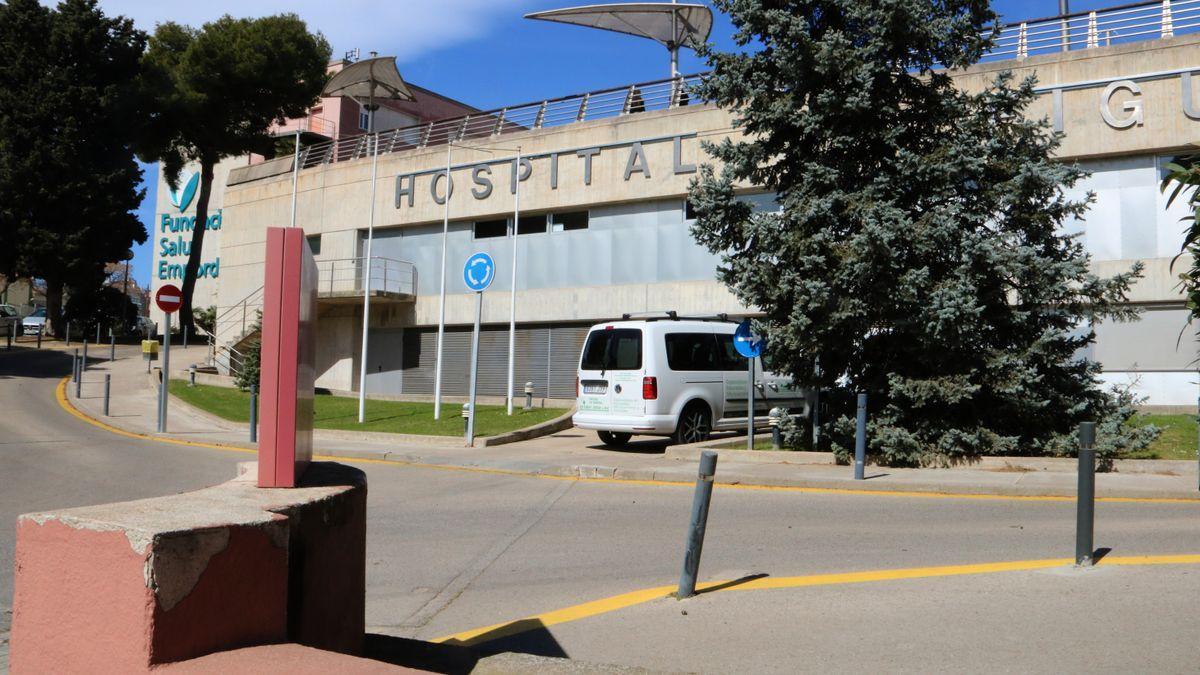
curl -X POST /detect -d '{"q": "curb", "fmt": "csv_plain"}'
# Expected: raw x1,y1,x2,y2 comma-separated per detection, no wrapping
57,377,1200,503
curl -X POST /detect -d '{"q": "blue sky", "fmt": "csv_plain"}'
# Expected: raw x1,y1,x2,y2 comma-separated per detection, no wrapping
124,0,1116,287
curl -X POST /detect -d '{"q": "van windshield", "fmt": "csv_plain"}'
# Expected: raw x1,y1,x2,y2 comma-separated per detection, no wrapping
581,328,642,371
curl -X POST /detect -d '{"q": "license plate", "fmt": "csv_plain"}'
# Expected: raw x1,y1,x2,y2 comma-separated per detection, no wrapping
583,384,606,395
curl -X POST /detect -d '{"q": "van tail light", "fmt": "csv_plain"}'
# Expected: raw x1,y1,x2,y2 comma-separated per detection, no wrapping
642,376,658,400
575,376,580,397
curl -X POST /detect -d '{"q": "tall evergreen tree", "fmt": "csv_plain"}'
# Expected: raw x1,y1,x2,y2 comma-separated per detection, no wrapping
0,0,146,336
139,15,330,335
689,0,1149,465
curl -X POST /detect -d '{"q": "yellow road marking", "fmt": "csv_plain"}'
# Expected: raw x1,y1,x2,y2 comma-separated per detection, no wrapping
54,377,1200,504
434,554,1200,646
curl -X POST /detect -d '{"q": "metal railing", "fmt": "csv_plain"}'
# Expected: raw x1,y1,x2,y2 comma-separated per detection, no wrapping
990,0,1199,60
315,256,417,297
298,74,704,169
270,113,337,138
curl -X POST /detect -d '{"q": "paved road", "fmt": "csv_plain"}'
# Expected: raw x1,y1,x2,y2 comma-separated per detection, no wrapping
3,348,1200,672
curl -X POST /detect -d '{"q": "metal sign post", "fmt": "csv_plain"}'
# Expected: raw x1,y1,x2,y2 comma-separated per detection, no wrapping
154,284,182,433
463,252,496,446
734,320,765,450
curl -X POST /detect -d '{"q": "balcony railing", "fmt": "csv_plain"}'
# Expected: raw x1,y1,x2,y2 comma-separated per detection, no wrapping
297,73,704,169
990,0,1199,60
271,114,337,138
316,256,417,298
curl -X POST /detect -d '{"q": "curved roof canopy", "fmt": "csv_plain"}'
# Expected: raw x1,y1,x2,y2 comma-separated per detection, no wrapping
525,2,713,49
321,56,414,104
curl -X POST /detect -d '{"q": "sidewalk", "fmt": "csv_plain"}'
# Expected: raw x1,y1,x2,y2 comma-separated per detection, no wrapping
65,346,1200,501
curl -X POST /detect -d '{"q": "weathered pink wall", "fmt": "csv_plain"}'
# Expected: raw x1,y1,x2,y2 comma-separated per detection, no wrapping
10,462,367,672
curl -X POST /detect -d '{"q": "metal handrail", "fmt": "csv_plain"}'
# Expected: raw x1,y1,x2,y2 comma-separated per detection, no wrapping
315,256,417,297
298,74,705,169
990,0,1198,60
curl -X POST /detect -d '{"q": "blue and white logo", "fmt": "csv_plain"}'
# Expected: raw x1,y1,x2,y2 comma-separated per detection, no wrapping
463,252,495,292
734,319,765,358
169,172,200,211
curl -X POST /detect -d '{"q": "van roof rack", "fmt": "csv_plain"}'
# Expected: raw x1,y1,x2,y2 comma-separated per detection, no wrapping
619,311,735,323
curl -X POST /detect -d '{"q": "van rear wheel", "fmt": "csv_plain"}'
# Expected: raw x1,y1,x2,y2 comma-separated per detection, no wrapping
674,404,712,444
597,430,632,447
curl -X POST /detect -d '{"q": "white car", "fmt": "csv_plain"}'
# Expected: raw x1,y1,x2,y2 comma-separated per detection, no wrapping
574,316,808,446
20,307,46,335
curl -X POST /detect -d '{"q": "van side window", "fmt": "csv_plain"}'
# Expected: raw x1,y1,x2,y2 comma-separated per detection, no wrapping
665,333,722,371
715,333,747,370
580,329,643,370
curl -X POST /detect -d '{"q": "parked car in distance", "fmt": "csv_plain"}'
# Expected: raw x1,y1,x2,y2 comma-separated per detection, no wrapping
20,307,46,336
574,315,808,446
0,304,20,336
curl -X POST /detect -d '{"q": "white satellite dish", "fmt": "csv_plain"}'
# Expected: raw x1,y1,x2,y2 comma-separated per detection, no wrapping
525,2,714,77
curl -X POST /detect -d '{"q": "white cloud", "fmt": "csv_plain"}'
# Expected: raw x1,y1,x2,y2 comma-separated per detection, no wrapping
82,0,536,62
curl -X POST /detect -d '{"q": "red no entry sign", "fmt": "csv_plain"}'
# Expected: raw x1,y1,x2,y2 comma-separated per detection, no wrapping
155,284,183,313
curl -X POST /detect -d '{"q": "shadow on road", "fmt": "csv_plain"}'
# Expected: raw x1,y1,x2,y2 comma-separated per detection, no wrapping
364,618,568,674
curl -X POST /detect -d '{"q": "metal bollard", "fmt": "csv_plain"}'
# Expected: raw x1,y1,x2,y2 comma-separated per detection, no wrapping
678,450,718,599
249,384,258,443
462,403,471,436
183,327,188,349
1076,422,1096,566
95,324,100,344
854,392,867,480
36,326,42,349
769,407,783,449
110,334,115,362
103,373,111,416
66,323,70,346
189,366,196,386
75,361,82,399
82,339,88,372
72,349,80,383
524,381,534,410
6,329,11,349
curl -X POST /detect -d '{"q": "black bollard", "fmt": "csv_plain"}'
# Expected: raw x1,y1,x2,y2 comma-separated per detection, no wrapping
1076,422,1096,566
678,451,718,599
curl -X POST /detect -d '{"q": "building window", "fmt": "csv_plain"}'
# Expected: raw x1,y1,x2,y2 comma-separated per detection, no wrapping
474,219,507,239
684,200,698,221
306,234,322,255
359,107,370,131
551,210,589,232
517,215,546,235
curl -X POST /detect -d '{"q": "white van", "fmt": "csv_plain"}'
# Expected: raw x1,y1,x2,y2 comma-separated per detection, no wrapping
573,315,808,446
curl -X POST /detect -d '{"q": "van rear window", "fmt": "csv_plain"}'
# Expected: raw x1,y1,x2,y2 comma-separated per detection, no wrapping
581,329,642,371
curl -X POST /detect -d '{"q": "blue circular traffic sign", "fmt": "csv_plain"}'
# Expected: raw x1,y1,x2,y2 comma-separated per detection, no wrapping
734,319,765,358
463,252,496,292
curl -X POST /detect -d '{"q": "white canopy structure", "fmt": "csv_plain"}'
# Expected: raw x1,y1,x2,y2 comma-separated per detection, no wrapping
525,2,714,77
322,56,415,108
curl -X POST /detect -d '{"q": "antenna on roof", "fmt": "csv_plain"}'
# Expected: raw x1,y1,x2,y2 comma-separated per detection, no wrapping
525,1,713,79
344,48,361,63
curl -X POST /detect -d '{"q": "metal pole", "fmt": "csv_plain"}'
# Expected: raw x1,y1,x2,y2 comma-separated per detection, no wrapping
506,146,522,416
75,359,81,399
158,313,171,433
110,334,115,362
1060,0,1070,51
103,373,110,416
65,322,70,346
1076,421,1096,566
466,290,483,445
73,348,79,383
854,392,867,480
95,323,100,344
250,383,258,443
36,326,42,349
82,339,88,372
670,0,679,78
678,450,717,599
357,128,379,424
290,129,301,228
746,356,755,449
183,325,188,349
433,143,452,420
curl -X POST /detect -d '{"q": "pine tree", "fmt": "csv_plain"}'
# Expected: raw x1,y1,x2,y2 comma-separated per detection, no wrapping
689,0,1151,465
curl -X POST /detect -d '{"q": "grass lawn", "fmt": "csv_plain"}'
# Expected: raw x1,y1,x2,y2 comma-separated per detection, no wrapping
169,381,566,437
1126,414,1198,460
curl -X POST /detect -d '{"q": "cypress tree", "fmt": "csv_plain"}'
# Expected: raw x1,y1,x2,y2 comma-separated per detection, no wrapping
689,0,1153,464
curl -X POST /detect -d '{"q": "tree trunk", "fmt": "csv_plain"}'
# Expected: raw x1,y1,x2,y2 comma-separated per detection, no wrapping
44,278,63,338
178,158,214,337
